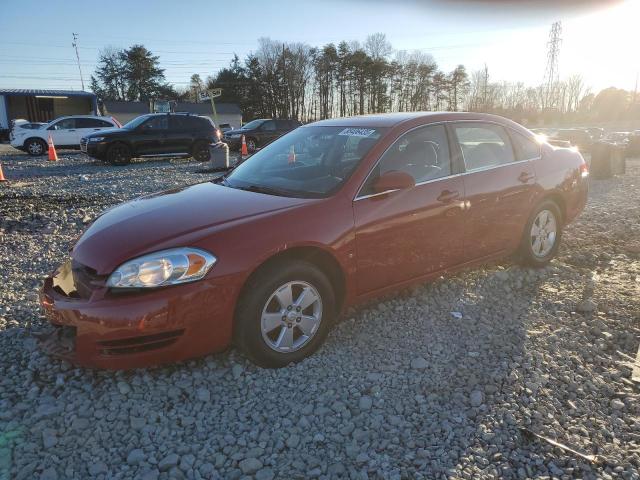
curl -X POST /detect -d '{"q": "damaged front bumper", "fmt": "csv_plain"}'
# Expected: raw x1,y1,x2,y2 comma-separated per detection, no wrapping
38,259,236,369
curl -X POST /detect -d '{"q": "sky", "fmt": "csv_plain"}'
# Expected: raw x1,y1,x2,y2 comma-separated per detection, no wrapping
0,0,637,94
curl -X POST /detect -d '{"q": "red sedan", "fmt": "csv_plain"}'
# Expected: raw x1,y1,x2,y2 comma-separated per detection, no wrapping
39,112,588,369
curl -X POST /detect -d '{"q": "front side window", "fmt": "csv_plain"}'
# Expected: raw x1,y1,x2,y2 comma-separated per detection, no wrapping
360,124,451,196
225,126,385,198
76,118,112,128
50,118,76,130
453,123,515,171
261,120,276,131
141,115,168,131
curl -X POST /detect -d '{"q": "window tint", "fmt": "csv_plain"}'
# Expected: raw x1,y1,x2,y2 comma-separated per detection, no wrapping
141,115,168,130
171,115,192,130
262,120,276,131
361,124,451,196
76,118,112,128
51,118,76,130
453,123,515,171
510,131,540,160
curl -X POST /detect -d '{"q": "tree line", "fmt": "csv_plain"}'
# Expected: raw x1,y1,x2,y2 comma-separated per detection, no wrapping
90,35,640,125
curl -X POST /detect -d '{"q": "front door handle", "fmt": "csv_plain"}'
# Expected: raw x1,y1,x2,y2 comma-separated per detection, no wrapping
68,129,76,132
437,190,460,203
518,171,535,183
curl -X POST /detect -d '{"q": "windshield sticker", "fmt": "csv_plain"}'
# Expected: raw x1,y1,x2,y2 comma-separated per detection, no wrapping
338,128,376,138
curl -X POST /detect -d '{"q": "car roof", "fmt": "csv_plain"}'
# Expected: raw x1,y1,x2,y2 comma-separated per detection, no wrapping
307,111,526,129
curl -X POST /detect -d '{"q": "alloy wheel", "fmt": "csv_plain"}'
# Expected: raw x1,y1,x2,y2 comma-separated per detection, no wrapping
260,281,323,353
530,209,557,258
28,141,43,155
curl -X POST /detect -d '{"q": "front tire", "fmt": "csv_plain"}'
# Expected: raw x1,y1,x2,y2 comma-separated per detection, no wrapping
106,143,132,166
246,137,257,153
25,138,47,156
519,200,562,267
234,261,335,368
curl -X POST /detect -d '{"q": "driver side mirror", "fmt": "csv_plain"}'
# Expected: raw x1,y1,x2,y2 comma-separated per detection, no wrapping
372,171,415,194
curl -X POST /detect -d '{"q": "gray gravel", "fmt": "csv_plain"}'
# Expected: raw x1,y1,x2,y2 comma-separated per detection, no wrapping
0,146,639,479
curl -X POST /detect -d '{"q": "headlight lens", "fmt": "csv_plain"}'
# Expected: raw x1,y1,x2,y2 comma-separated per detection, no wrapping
89,136,105,142
106,247,216,289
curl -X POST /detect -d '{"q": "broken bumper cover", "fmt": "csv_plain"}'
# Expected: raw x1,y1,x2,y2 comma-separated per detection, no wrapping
38,263,237,369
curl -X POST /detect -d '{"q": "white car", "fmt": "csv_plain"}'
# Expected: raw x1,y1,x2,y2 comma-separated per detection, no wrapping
10,115,121,156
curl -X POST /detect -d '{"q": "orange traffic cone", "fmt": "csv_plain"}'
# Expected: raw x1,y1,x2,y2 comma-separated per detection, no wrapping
48,135,58,161
0,163,6,182
240,135,249,157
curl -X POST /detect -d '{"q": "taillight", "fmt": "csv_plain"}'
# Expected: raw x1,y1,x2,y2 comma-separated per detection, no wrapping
580,160,589,178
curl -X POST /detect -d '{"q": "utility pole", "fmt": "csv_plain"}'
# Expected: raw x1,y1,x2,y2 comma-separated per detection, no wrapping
542,21,562,110
72,33,85,91
482,63,489,112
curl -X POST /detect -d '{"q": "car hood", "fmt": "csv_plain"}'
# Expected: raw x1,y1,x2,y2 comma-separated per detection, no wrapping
72,182,310,274
225,128,251,135
86,127,121,138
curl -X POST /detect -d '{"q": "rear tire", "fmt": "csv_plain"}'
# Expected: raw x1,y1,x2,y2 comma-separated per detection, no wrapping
191,141,211,162
234,261,335,368
106,143,132,166
25,138,47,156
519,200,562,267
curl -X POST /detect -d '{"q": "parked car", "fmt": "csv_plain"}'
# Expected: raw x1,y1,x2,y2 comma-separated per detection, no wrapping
39,112,588,369
603,131,631,146
550,129,593,151
10,115,120,156
81,113,217,165
584,127,604,140
218,123,234,133
223,118,301,151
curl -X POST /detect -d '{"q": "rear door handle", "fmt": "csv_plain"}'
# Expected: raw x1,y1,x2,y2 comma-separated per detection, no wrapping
437,190,460,203
518,172,535,183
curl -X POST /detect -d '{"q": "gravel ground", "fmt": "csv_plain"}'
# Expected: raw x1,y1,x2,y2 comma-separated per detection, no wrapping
0,145,638,480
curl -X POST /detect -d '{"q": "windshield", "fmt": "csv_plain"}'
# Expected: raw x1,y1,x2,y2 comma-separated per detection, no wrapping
225,125,385,198
240,119,266,130
123,115,152,129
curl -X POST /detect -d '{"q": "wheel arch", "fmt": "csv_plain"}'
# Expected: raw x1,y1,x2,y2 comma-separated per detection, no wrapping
23,136,47,148
236,245,347,316
538,191,566,223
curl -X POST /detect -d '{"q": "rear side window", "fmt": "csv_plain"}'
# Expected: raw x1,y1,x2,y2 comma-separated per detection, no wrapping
453,123,515,171
510,131,540,161
361,124,452,196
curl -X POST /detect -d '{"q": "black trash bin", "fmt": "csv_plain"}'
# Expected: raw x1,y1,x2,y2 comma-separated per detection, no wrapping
590,141,614,179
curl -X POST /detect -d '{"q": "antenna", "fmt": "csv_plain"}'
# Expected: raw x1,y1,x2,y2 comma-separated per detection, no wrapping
72,33,85,91
542,21,562,110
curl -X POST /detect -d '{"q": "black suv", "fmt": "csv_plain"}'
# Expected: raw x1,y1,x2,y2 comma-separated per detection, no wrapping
223,119,301,152
81,113,217,165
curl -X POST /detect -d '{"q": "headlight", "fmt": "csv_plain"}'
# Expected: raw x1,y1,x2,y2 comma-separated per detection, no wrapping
106,247,216,289
89,137,105,142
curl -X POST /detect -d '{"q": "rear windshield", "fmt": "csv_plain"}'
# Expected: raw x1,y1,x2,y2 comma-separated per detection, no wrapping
225,126,385,198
